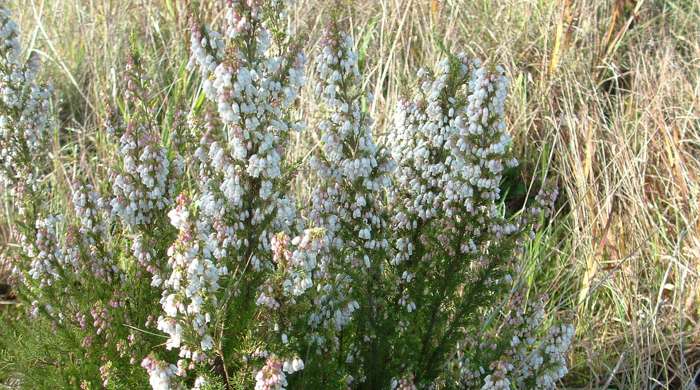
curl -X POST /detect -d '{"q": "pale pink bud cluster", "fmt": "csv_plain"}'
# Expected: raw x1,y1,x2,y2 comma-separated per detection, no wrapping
141,355,179,390
255,356,287,390
254,354,303,390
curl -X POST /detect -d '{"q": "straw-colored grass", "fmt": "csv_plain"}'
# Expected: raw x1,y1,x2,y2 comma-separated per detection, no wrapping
2,0,698,388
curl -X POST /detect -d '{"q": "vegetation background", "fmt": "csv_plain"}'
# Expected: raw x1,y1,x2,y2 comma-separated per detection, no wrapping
0,0,697,388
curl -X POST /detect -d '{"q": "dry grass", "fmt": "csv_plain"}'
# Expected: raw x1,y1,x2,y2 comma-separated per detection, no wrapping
3,0,699,388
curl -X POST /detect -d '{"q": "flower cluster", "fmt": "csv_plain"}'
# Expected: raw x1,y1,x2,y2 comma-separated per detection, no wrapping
151,0,308,384
528,185,559,233
156,194,226,365
187,0,305,271
69,182,116,281
110,126,174,228
72,183,108,239
366,55,519,381
389,55,516,232
22,183,118,289
90,300,113,336
260,229,326,300
301,29,393,354
141,355,179,390
253,354,305,390
447,294,573,390
107,58,184,289
255,356,287,390
382,59,519,351
0,5,51,194
310,29,392,261
501,295,573,388
24,215,64,288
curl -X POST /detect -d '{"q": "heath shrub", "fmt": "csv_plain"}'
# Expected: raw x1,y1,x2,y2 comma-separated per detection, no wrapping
0,1,571,389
